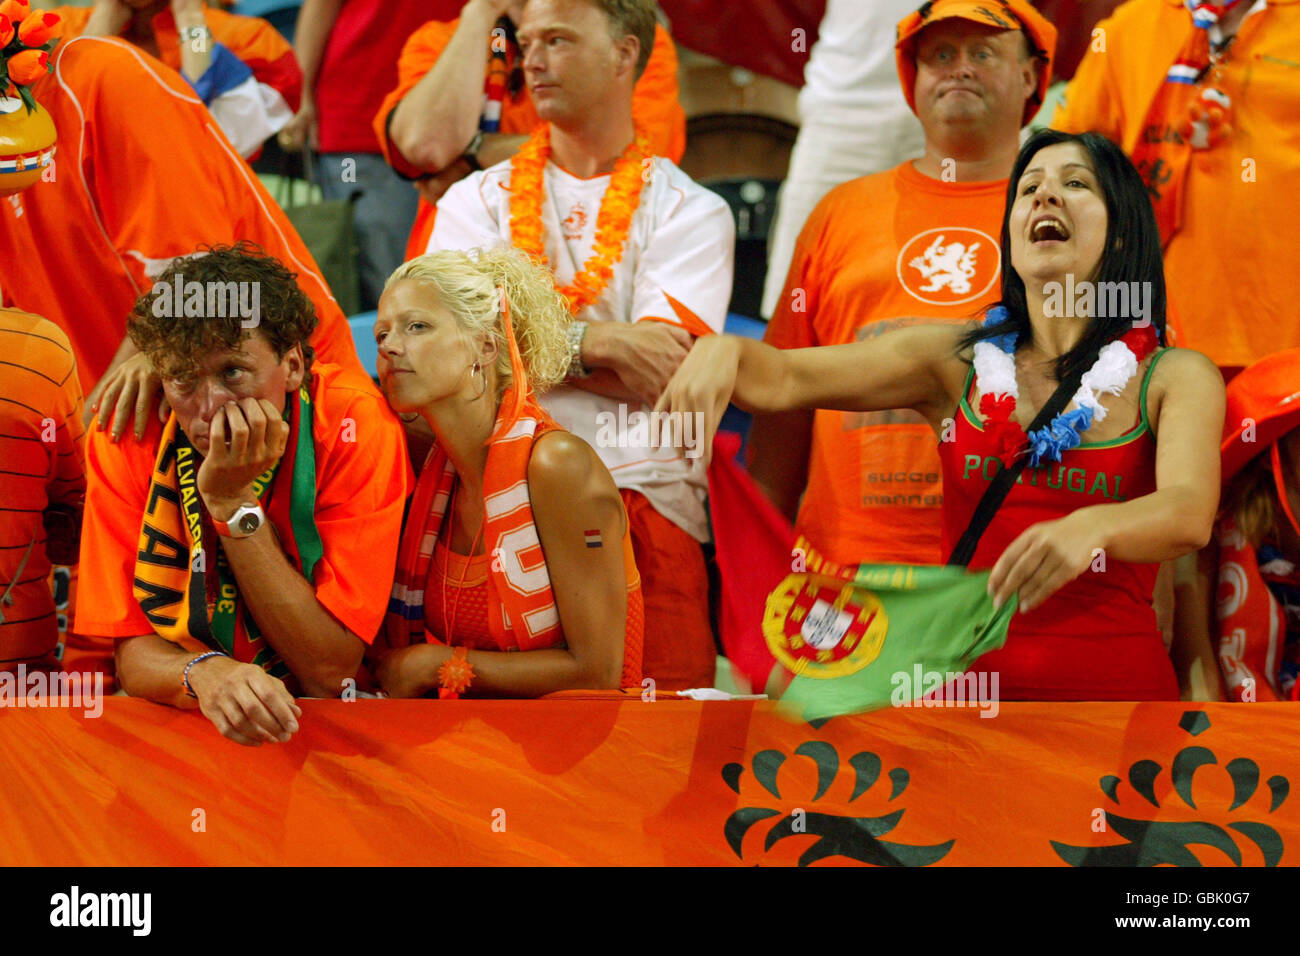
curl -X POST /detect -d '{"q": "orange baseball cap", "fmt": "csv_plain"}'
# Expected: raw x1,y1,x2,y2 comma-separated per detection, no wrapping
1221,350,1300,484
895,0,1058,127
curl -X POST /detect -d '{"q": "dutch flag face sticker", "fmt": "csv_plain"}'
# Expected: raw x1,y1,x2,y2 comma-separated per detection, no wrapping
584,529,603,549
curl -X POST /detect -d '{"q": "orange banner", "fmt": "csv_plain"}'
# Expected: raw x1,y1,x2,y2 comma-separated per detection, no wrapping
0,699,1294,866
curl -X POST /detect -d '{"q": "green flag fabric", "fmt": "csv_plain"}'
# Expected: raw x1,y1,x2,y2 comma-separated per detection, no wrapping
765,537,1017,721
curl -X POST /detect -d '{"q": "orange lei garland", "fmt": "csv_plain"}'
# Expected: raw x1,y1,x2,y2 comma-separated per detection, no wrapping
508,124,649,316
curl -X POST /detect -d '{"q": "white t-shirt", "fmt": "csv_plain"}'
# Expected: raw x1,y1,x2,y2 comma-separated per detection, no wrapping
431,155,735,543
798,0,923,121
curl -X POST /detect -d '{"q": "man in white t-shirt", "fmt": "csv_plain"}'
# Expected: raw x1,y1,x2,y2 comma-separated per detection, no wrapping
760,0,925,320
429,0,735,690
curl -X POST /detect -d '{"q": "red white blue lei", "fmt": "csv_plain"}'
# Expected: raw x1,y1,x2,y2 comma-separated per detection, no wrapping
972,306,1159,467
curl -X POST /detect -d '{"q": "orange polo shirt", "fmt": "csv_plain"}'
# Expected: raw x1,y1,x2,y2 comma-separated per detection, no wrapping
0,37,363,396
763,161,1006,566
76,362,411,650
1053,0,1300,367
0,309,85,665
374,18,687,258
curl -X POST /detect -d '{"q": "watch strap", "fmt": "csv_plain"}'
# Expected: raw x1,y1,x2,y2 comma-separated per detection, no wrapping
212,502,265,539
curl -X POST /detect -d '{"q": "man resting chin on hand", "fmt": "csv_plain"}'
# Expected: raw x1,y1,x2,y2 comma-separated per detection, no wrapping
75,244,410,745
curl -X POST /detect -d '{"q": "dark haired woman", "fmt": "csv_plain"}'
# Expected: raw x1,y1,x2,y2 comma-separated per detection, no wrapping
659,130,1225,700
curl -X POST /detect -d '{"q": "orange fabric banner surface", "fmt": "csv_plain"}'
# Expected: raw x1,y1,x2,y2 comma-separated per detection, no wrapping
0,700,1294,866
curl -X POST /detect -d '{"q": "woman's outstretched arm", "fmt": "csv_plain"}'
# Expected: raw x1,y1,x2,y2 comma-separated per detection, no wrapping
656,322,965,454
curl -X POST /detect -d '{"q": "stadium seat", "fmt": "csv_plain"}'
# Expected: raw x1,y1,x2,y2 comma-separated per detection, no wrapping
347,310,379,382
701,177,782,318
231,0,302,43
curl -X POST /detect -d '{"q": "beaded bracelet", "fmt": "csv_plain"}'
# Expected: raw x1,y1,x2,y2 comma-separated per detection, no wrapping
183,650,228,699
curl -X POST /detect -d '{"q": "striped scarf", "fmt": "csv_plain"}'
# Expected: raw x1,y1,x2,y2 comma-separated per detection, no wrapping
132,387,321,680
385,386,565,652
1133,0,1247,242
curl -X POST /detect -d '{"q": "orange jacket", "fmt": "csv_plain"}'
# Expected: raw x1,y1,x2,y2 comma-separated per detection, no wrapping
53,5,302,112
0,37,363,395
1053,0,1300,367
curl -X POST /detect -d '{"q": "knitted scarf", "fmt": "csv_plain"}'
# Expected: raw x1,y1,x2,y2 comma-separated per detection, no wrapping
385,386,566,652
132,386,322,678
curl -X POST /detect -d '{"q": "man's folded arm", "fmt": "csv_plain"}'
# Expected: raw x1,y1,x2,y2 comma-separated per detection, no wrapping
115,635,207,710
218,524,366,698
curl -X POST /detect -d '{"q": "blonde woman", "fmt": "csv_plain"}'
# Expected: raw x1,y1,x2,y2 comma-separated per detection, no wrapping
371,247,643,698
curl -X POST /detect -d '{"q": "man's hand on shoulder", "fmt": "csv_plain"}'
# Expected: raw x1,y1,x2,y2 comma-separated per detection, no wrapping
91,352,165,441
582,320,693,407
188,655,302,746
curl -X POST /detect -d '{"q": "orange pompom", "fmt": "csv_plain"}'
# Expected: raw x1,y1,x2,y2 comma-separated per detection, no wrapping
6,48,48,85
17,10,60,47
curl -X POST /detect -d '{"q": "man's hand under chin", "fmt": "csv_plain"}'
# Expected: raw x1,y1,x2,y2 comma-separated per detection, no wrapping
197,397,290,520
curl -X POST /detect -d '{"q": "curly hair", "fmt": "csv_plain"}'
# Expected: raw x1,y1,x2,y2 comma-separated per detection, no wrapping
127,242,318,379
385,245,571,397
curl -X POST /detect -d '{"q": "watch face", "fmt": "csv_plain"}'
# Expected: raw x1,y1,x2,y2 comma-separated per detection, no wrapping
237,512,260,535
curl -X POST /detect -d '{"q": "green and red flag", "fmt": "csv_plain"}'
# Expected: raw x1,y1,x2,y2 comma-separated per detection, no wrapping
765,537,1015,721
708,433,1015,721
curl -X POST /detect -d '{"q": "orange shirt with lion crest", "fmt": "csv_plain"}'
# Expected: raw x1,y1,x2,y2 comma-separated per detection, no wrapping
762,161,1007,565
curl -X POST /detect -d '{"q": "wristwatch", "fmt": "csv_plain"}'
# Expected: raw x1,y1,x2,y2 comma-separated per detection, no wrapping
565,321,591,379
212,502,265,539
462,129,485,172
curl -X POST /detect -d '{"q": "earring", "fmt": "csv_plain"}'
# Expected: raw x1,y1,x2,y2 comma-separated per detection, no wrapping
470,361,486,400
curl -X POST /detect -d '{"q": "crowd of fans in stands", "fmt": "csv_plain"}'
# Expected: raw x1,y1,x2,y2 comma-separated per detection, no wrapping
1,0,1296,745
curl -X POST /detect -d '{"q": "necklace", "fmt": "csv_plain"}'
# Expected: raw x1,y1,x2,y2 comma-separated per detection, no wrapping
441,482,486,644
972,306,1159,467
508,123,649,315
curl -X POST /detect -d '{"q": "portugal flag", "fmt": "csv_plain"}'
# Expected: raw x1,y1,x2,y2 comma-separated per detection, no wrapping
708,434,1016,721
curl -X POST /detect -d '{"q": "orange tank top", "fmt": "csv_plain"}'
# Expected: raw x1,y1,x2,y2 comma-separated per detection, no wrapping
423,523,645,684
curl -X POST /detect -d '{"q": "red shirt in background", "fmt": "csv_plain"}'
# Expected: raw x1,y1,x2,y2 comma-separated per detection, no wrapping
315,1,437,154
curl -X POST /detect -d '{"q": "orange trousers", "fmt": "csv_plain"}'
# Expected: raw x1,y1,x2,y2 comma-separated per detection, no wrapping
620,489,716,691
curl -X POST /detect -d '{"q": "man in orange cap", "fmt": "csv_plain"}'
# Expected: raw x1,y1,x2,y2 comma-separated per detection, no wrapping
749,0,1056,567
